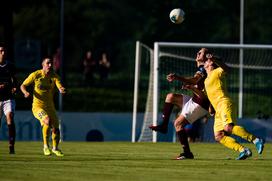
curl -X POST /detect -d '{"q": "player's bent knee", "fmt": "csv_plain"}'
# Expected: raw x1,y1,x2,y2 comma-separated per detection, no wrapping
174,124,182,131
224,123,233,133
214,131,225,142
174,119,187,131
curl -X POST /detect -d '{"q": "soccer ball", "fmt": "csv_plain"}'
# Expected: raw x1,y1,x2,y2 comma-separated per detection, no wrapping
169,8,185,24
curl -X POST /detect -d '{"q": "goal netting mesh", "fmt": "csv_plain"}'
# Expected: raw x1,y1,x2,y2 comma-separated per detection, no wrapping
133,42,272,142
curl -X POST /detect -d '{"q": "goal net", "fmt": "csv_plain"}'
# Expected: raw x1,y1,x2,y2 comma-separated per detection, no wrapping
132,42,272,142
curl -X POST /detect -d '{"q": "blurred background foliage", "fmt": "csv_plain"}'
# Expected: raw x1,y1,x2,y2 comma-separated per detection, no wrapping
1,0,272,112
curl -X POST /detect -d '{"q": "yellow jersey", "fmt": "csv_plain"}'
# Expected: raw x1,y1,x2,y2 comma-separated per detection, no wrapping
204,67,232,110
22,70,63,108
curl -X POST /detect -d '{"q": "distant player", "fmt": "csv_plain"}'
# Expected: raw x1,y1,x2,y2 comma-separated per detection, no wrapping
20,57,66,157
0,44,17,154
149,48,213,159
204,54,264,160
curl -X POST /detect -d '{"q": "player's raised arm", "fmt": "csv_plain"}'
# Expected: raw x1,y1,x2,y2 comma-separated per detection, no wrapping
208,54,230,72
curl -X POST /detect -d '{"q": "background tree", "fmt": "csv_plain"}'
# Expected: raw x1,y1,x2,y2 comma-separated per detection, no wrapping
9,0,272,74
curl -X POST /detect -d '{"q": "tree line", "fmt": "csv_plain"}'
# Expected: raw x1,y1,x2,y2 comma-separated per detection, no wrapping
0,0,272,74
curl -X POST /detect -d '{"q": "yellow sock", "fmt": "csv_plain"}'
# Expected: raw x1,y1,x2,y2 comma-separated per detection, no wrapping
232,125,256,142
219,136,244,152
52,128,60,150
42,124,50,147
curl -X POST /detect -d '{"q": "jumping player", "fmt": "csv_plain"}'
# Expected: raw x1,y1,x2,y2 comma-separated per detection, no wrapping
149,48,213,159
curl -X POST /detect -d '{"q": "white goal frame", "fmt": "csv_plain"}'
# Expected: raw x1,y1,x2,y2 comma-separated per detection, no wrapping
132,41,272,143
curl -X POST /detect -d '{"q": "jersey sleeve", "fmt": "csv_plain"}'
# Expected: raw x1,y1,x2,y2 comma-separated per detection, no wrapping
22,72,36,86
53,74,64,89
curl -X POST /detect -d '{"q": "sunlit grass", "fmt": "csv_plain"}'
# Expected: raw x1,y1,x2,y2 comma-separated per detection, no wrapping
0,141,271,181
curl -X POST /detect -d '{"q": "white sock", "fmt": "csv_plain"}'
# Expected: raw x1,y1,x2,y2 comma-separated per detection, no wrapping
253,138,259,144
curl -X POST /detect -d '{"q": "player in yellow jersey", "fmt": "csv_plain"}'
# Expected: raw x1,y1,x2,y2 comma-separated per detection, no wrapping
20,57,66,157
204,54,264,160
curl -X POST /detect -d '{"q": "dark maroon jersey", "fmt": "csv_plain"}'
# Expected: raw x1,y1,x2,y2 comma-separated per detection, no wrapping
0,62,17,101
192,65,210,110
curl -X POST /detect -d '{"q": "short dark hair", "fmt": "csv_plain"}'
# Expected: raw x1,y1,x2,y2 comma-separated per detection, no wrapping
0,42,5,48
202,48,213,55
41,55,52,63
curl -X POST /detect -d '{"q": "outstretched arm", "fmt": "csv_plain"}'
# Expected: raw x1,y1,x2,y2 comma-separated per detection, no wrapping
182,84,206,98
167,73,202,85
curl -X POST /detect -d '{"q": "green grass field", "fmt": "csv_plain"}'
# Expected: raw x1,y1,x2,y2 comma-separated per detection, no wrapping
0,141,271,181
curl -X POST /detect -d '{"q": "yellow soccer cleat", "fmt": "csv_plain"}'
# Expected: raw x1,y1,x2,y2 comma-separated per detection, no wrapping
52,149,64,157
43,147,51,156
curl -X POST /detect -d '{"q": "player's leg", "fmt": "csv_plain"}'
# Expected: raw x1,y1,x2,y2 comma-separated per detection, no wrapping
174,115,193,159
6,112,16,154
223,103,264,154
52,128,60,149
51,111,64,157
215,129,243,152
3,100,16,154
33,107,51,155
229,125,265,154
175,100,209,159
51,128,63,156
215,111,251,160
149,93,190,133
42,117,51,156
0,102,2,127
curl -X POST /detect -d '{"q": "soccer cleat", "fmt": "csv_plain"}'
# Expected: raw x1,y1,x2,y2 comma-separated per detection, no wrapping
52,149,64,157
176,152,194,160
43,147,51,156
9,146,15,154
148,124,168,134
236,148,252,160
255,138,265,154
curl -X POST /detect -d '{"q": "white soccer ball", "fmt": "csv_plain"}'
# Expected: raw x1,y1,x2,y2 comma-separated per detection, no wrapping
169,8,185,24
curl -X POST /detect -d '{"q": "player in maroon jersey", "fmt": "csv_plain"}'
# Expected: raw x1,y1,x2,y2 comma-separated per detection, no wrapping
149,48,213,159
0,44,17,154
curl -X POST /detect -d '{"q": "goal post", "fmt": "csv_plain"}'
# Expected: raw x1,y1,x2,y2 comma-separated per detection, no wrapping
131,41,140,142
132,41,154,142
133,41,272,143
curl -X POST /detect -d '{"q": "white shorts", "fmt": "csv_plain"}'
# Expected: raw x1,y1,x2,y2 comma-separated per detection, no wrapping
181,98,208,124
0,99,16,119
182,94,191,107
